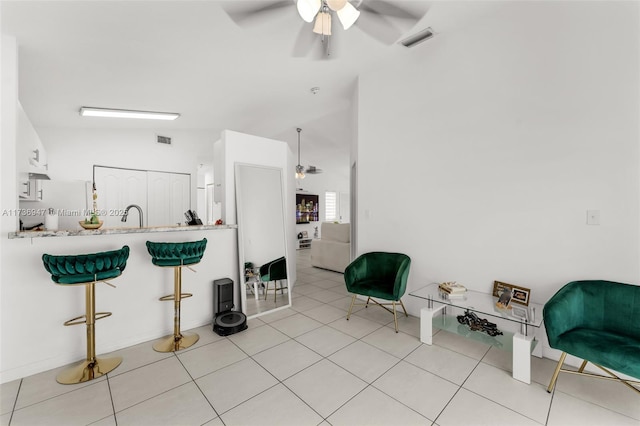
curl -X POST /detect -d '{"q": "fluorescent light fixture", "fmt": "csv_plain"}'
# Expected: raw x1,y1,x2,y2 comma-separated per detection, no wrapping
79,107,180,121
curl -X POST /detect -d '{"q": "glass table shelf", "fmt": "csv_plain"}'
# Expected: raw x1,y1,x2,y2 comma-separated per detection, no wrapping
409,283,546,384
409,283,544,329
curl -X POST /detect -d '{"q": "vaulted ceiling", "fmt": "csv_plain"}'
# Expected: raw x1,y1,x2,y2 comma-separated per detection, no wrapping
1,1,477,177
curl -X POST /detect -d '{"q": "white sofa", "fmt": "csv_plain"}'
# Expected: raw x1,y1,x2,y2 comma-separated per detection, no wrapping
310,222,351,273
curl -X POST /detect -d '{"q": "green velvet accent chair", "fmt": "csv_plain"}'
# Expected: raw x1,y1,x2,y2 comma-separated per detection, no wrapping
344,252,411,332
543,280,640,394
41,246,130,384
260,256,287,302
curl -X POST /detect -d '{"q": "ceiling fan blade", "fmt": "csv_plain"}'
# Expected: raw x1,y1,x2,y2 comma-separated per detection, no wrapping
222,0,293,27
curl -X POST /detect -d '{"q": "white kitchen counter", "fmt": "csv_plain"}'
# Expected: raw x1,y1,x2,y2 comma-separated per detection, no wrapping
8,224,236,239
1,226,239,383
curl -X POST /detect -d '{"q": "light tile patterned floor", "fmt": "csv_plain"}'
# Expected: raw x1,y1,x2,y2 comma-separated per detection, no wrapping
1,250,638,425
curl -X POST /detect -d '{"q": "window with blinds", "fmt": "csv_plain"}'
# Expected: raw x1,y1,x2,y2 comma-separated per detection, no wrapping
325,191,337,222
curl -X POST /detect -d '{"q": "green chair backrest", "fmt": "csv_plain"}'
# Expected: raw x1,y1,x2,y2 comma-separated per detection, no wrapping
42,246,130,284
544,280,640,342
146,239,207,267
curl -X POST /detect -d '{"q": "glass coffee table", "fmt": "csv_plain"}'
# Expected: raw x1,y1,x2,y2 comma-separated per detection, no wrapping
409,283,545,384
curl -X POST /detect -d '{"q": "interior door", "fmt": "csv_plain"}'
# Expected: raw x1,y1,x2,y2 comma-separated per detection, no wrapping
147,171,190,227
94,167,147,228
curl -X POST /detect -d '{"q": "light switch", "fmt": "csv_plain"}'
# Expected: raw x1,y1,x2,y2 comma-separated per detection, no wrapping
586,210,600,225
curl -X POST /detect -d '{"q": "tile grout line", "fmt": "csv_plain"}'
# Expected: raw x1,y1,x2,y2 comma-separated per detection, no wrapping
7,378,22,425
105,373,118,426
173,352,222,425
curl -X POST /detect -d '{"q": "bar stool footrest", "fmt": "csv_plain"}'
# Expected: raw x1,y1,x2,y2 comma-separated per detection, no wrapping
56,356,122,384
63,312,112,326
158,293,193,302
152,332,199,353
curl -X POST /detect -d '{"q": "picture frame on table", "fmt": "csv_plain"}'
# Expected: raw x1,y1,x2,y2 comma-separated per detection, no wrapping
492,280,531,306
301,231,308,238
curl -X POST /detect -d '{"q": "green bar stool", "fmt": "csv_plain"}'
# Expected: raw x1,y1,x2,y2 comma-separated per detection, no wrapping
146,238,207,352
42,246,130,384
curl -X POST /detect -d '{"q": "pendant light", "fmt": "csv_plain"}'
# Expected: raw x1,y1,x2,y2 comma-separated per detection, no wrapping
295,128,306,179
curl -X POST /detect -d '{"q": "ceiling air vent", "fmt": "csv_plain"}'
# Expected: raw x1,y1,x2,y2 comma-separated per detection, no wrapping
400,27,434,48
157,135,172,145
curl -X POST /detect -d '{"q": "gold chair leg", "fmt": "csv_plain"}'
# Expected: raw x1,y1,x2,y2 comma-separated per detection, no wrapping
547,352,567,393
57,282,122,384
578,360,588,373
346,294,356,320
154,266,199,352
392,301,399,333
399,299,408,317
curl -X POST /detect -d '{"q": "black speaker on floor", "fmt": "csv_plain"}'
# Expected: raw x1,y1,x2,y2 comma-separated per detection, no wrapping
213,278,247,336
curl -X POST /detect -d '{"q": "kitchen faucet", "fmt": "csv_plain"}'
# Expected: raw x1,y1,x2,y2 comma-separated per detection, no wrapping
121,204,144,228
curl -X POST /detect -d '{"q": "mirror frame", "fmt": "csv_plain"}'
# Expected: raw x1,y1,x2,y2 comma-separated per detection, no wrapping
235,163,291,318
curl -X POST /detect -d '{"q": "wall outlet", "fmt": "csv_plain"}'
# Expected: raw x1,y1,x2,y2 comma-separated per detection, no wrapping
586,210,600,225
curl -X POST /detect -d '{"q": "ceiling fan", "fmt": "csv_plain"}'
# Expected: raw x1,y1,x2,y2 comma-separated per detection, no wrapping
295,128,323,179
222,0,428,57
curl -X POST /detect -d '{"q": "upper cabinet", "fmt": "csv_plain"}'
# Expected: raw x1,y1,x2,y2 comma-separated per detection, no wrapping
17,102,49,179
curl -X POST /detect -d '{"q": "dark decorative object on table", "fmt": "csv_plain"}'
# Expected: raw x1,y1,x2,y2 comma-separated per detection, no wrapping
297,232,303,239
457,309,503,337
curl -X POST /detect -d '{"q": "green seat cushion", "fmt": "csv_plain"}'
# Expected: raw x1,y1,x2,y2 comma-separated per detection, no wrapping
555,328,640,379
146,239,207,267
348,279,397,301
42,246,130,285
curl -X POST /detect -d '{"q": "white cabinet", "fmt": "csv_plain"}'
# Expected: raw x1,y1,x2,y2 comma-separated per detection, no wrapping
17,102,49,178
18,174,43,201
297,238,313,250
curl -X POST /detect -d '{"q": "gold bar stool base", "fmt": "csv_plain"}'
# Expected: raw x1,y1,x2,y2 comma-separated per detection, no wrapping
153,332,199,353
56,356,123,385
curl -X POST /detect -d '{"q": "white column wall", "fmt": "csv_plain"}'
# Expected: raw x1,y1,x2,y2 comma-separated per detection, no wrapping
214,130,297,297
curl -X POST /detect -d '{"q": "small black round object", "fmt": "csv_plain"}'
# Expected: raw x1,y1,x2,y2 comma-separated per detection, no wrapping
213,311,247,336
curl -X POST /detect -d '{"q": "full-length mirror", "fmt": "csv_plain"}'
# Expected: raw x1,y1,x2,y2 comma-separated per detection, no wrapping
235,163,291,317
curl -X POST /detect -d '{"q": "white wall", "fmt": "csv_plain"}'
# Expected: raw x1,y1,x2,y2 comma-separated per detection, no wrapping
37,127,216,214
357,1,639,353
1,35,20,384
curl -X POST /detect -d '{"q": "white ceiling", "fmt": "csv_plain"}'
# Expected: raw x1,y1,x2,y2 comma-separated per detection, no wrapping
1,1,456,174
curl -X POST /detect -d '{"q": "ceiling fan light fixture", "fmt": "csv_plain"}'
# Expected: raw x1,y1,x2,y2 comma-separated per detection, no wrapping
336,2,360,30
313,11,332,35
295,128,306,179
296,0,320,23
326,0,347,11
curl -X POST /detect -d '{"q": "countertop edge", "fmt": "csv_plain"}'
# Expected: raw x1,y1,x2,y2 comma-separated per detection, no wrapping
8,224,237,239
